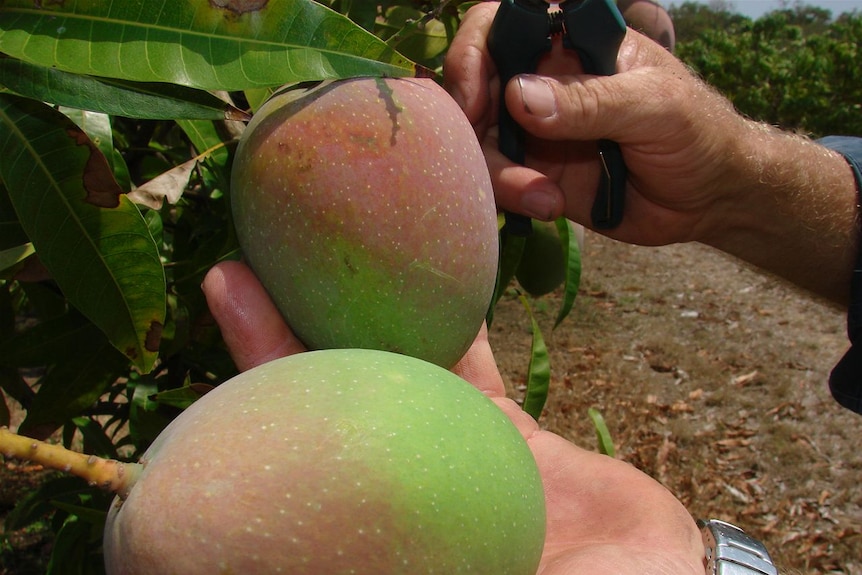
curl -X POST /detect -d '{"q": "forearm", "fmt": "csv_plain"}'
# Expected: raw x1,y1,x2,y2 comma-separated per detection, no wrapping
700,124,860,307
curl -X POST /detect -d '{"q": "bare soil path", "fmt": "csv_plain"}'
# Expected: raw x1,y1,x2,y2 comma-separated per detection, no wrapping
491,230,862,574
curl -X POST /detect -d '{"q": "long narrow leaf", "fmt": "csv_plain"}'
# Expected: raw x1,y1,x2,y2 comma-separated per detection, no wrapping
519,294,550,421
588,407,616,457
0,242,34,273
0,94,165,372
554,217,582,328
0,57,250,121
0,0,416,91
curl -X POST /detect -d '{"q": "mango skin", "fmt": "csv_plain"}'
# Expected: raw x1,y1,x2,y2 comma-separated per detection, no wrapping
103,349,546,575
231,78,499,368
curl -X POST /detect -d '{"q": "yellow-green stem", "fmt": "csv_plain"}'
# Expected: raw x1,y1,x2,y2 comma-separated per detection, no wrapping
0,427,142,500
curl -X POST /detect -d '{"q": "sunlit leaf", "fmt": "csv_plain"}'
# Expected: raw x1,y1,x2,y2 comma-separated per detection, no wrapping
588,407,616,457
0,94,165,372
0,57,250,121
176,119,236,168
243,87,277,113
0,0,416,91
554,217,582,328
0,242,34,273
61,108,114,170
519,294,550,421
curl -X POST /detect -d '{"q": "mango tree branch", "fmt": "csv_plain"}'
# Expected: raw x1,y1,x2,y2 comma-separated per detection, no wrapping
0,427,142,500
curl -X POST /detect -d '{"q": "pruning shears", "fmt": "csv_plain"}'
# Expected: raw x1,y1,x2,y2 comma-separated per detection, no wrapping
488,0,628,234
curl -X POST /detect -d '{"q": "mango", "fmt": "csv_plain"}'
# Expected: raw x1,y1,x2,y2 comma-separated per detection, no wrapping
103,349,546,574
230,78,499,368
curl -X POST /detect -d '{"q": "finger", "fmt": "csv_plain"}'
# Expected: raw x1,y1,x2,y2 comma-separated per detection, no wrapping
505,56,695,147
481,131,567,221
505,72,623,143
442,2,498,127
202,260,306,372
451,323,508,399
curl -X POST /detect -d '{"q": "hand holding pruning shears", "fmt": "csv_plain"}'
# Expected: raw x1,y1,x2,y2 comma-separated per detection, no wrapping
488,0,628,234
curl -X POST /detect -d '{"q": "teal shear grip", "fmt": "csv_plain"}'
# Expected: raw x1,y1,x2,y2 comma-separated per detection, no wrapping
488,0,628,233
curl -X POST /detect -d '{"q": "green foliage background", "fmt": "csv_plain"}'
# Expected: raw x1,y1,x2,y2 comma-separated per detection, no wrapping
0,0,859,572
671,2,861,136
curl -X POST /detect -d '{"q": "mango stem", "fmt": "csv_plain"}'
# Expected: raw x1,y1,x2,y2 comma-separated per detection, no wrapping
0,427,142,500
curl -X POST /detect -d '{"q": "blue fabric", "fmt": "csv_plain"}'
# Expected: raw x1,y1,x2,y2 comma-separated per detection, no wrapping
820,136,862,414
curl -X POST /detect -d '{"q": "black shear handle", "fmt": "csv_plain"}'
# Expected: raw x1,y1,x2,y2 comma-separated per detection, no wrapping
488,0,628,232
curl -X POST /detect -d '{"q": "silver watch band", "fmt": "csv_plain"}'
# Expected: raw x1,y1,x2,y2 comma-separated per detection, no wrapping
698,519,778,575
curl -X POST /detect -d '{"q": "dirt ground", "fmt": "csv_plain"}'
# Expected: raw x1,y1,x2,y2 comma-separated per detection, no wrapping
491,230,862,574
2,230,862,573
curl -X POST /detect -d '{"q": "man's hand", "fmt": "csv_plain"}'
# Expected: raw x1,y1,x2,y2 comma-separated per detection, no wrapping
443,1,858,304
202,260,704,574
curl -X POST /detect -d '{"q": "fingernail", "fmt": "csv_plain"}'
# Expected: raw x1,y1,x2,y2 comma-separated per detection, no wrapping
518,75,557,118
521,190,557,220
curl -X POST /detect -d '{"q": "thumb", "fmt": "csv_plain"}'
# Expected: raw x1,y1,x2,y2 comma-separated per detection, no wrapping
505,72,635,143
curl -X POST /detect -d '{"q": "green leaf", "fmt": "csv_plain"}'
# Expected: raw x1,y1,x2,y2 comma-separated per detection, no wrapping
48,498,108,528
129,378,175,446
151,382,212,410
0,180,28,249
553,217,582,328
0,57,250,121
376,7,449,67
5,475,90,530
0,0,416,91
19,325,129,440
519,294,550,421
243,87,277,113
588,407,615,457
487,220,525,326
46,513,105,575
71,417,121,460
0,94,165,372
0,242,34,273
60,108,114,171
176,119,234,168
325,0,379,32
